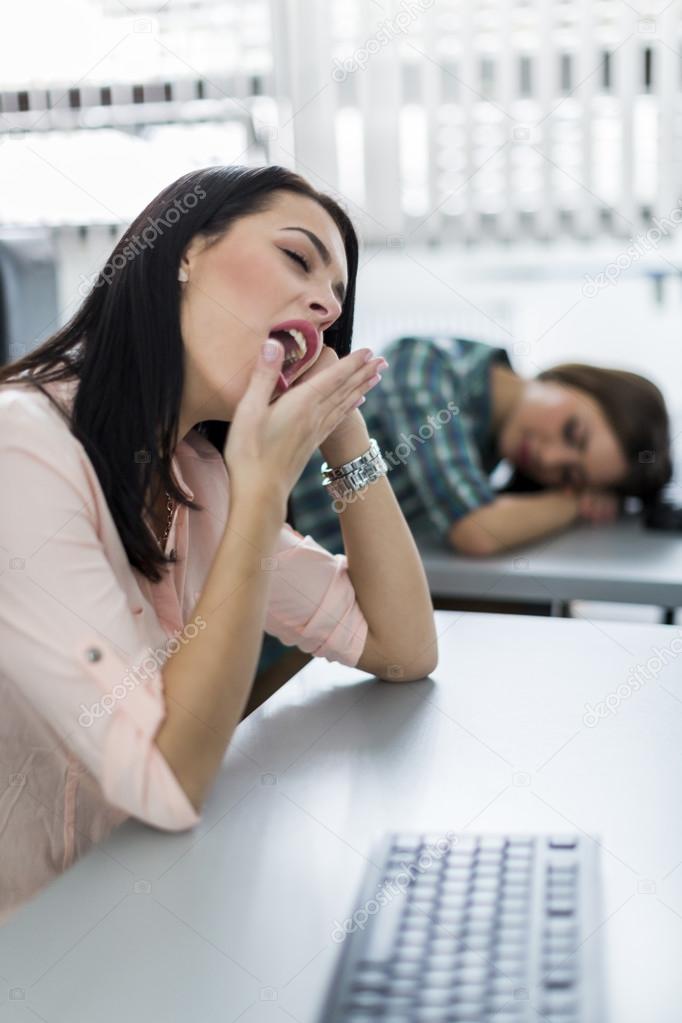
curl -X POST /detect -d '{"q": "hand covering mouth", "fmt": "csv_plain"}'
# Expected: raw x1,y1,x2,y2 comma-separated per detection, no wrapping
268,320,322,396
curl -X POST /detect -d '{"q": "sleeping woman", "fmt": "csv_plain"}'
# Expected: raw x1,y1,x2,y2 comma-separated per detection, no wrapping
290,334,671,556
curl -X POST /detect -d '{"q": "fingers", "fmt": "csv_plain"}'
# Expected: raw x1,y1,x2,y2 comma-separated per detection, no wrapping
327,358,387,423
328,351,388,406
302,347,383,393
241,340,284,413
290,347,387,413
578,491,618,523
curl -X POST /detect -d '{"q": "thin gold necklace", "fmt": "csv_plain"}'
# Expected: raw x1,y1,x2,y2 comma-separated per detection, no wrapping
157,491,175,546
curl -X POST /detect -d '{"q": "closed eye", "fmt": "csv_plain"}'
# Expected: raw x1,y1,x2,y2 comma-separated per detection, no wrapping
564,416,578,445
564,415,587,452
283,248,310,271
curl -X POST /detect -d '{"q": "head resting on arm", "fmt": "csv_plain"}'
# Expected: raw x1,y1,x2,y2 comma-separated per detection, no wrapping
498,361,671,501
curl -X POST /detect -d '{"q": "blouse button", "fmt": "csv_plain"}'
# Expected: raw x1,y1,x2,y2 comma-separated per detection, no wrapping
86,646,102,662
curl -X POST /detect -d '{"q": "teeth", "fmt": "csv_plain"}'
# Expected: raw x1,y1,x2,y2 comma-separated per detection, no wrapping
278,327,308,370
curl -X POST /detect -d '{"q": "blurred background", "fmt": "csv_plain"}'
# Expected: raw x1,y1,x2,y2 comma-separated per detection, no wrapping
1,0,680,434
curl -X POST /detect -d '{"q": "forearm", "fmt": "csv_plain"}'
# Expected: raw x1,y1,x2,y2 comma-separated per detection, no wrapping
450,491,580,556
321,413,437,679
155,493,284,815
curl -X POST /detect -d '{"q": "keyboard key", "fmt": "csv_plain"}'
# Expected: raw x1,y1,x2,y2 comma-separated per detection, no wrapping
351,969,388,986
549,836,578,849
360,894,410,964
456,964,490,984
413,1008,452,1021
479,837,507,851
543,940,576,957
488,976,516,996
447,1001,485,1019
544,922,578,940
457,950,493,970
448,862,475,878
547,903,575,917
441,877,471,893
473,865,503,880
540,990,579,1014
544,968,577,989
506,846,533,859
417,989,454,1007
438,900,464,919
484,1002,523,1018
487,992,522,1012
421,967,456,988
386,978,420,996
548,863,578,876
345,991,384,1009
383,991,415,1005
494,942,527,961
389,961,421,980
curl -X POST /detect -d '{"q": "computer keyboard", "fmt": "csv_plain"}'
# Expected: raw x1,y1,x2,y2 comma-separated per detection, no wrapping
319,832,606,1023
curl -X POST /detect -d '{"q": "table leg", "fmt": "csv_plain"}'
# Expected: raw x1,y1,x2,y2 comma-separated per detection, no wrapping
550,600,571,618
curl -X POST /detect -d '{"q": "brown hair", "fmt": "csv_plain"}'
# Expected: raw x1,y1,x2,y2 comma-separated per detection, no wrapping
537,363,672,498
0,165,358,582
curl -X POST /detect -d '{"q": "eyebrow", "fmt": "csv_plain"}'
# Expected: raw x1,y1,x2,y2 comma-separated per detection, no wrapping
280,226,347,305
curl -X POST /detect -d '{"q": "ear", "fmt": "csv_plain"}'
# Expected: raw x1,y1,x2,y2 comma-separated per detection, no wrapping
179,234,209,279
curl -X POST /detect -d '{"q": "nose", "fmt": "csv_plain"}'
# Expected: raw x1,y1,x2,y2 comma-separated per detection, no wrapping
537,442,566,470
536,441,580,480
308,286,343,331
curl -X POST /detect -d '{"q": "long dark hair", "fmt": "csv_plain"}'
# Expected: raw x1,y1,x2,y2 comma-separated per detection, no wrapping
0,165,359,582
506,362,672,499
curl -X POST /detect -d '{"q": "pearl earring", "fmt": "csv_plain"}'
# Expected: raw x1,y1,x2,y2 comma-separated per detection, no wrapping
178,267,189,283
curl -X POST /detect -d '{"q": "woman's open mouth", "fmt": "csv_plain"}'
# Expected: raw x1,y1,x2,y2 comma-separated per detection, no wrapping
267,319,322,397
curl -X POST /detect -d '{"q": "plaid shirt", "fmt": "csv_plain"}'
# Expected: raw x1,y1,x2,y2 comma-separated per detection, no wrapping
289,336,512,554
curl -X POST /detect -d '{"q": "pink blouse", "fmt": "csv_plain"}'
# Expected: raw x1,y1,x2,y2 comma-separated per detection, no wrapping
0,377,368,922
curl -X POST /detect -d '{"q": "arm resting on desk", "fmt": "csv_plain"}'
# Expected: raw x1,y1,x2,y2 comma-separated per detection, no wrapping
449,491,581,556
320,413,438,682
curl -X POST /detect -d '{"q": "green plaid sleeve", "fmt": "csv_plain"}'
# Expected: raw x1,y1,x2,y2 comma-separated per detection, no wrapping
379,337,497,541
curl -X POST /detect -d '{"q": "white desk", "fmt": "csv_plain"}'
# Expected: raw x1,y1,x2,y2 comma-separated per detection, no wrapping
419,517,682,616
1,612,681,1022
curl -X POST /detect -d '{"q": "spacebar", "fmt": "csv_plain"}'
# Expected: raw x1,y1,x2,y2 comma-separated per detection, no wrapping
360,889,409,964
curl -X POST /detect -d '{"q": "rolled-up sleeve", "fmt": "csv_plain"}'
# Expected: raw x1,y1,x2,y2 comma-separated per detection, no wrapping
383,337,497,540
264,524,369,667
0,392,199,831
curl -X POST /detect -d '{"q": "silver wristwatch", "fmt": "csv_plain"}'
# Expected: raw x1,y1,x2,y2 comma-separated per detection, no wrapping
321,438,389,507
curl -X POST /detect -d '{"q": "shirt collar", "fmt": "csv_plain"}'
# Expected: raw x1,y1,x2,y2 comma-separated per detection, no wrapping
172,439,195,501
